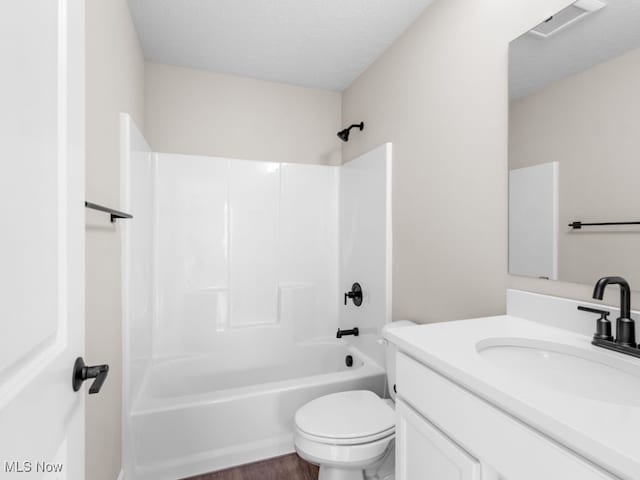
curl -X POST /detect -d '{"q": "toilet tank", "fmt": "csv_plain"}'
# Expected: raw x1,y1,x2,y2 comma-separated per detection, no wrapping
381,320,416,400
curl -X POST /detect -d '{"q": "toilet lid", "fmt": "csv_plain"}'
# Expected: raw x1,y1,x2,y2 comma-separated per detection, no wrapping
295,390,395,441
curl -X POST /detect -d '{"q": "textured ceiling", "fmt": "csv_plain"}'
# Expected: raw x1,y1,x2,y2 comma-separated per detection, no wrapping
128,0,434,91
510,0,640,100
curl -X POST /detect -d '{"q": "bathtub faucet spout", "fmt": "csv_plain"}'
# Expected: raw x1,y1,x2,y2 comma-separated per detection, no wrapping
336,328,359,339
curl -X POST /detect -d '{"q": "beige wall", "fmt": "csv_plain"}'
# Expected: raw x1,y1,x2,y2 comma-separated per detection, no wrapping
84,0,640,476
510,47,640,287
338,0,622,324
145,62,343,165
85,0,145,479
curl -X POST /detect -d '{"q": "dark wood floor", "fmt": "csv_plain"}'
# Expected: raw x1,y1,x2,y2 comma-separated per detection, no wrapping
184,454,318,480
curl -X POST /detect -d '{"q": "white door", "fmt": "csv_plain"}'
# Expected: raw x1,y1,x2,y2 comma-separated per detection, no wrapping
0,0,85,478
396,400,481,480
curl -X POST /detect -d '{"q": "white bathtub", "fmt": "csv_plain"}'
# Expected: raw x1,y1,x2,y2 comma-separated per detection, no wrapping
128,340,386,480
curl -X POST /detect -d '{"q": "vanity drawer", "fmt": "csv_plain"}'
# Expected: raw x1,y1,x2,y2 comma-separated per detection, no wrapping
396,353,621,480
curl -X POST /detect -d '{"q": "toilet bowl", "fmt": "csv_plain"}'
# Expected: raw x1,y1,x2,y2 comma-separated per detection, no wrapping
295,390,395,480
294,321,415,480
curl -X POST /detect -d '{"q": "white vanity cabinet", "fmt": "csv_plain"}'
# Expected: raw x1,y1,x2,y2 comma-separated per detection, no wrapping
395,352,619,480
396,398,481,480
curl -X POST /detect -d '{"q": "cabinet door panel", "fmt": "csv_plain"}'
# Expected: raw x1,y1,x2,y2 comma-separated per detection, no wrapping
397,399,481,480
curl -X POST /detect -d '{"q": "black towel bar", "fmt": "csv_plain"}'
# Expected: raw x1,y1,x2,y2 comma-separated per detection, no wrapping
85,201,133,223
569,221,640,229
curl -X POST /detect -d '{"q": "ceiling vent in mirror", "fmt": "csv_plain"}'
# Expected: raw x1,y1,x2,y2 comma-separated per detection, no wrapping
529,0,606,39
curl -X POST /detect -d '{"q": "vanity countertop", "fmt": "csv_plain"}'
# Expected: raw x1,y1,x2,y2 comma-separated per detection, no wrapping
385,315,640,480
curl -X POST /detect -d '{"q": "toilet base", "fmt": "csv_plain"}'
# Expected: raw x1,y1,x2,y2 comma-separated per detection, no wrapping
319,466,365,480
310,440,395,480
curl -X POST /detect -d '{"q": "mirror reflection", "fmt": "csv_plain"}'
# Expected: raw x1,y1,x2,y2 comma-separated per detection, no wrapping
509,0,640,286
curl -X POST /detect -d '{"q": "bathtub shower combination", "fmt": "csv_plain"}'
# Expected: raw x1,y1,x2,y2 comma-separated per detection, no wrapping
120,115,392,480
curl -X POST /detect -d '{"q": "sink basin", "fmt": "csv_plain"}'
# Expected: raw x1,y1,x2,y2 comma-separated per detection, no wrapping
477,338,640,406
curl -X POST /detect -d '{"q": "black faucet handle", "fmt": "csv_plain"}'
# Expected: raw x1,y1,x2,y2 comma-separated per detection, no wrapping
344,282,363,307
577,305,610,318
578,305,613,341
344,292,352,305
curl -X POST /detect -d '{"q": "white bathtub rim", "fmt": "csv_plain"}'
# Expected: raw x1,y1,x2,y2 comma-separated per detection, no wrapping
132,363,384,416
132,346,385,416
147,338,355,368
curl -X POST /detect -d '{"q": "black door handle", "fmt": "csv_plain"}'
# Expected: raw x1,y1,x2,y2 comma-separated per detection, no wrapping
72,357,109,394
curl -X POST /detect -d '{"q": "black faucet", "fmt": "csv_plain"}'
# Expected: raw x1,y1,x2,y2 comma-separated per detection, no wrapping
336,328,359,338
592,276,636,348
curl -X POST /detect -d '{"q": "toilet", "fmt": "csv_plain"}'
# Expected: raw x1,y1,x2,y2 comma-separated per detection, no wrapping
294,320,415,480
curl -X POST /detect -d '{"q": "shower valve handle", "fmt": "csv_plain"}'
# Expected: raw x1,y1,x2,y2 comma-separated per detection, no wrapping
344,282,363,307
344,292,353,305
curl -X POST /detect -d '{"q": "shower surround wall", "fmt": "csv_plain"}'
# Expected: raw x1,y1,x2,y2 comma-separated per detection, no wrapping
121,115,392,479
339,144,392,366
120,115,153,480
154,155,339,353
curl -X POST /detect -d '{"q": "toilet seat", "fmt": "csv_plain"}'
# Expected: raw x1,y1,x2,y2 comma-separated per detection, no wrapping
296,424,395,446
294,390,395,445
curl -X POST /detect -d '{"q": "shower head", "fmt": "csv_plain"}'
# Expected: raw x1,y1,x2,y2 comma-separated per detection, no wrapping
337,122,364,142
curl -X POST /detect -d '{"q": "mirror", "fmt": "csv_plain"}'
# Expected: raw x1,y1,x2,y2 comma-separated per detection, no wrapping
508,0,640,287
